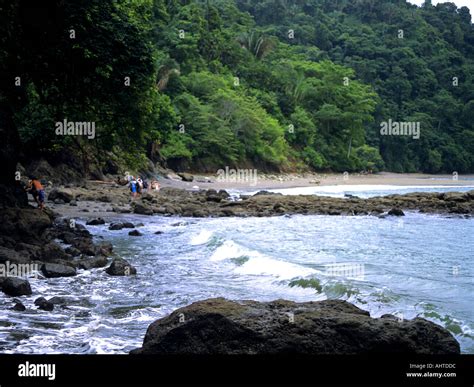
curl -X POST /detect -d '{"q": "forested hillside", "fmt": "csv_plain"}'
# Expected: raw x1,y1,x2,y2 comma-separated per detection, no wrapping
1,0,473,179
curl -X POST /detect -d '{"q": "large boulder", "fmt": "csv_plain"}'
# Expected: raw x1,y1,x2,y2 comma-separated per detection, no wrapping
40,242,72,263
0,208,52,243
131,298,460,355
105,258,137,276
76,255,108,270
0,277,32,297
86,218,106,226
41,263,77,278
48,188,74,203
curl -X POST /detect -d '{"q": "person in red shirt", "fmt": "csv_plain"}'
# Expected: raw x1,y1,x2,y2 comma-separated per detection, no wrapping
25,177,45,210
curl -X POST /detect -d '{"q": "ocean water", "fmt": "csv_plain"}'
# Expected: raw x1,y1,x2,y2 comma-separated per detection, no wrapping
0,188,473,354
230,184,474,198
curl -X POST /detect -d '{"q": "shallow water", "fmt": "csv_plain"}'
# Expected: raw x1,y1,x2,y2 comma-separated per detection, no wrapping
231,184,474,198
0,187,473,354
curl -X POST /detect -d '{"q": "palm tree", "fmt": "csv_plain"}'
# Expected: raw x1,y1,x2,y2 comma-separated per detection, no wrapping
285,72,309,106
237,31,276,60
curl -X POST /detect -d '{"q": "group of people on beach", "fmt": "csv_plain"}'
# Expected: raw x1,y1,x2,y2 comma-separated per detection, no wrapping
128,175,146,197
127,175,160,197
23,174,161,209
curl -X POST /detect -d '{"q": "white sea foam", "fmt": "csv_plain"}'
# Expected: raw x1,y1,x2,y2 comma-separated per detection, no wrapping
190,230,213,245
210,240,249,261
235,255,317,279
210,240,316,279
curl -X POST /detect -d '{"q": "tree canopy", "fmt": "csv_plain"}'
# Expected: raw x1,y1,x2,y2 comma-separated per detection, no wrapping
2,0,473,174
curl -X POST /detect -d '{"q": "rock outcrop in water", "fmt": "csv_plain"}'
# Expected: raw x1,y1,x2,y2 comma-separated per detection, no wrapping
0,205,116,297
131,298,460,355
52,182,474,217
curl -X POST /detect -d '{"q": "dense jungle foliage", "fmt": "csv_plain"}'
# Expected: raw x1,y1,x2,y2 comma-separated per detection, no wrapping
1,0,473,174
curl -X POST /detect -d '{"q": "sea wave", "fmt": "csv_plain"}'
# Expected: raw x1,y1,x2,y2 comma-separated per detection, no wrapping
210,240,317,279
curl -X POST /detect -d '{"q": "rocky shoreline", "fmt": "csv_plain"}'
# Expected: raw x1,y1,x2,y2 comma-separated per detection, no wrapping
46,181,474,218
0,206,136,306
1,181,470,354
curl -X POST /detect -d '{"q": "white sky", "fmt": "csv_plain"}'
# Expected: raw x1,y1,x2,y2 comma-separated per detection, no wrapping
408,0,473,11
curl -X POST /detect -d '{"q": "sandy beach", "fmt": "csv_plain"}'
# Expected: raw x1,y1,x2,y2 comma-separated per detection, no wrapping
163,172,474,192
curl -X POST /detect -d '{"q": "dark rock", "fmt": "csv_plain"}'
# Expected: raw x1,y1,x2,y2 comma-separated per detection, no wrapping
40,242,72,263
254,190,282,196
205,189,222,203
109,223,124,231
122,222,135,228
113,207,131,214
105,258,137,276
134,203,154,216
128,230,142,236
97,195,112,203
95,242,113,256
388,208,405,216
12,302,26,311
41,263,77,278
154,231,163,235
86,218,106,226
48,188,74,203
131,298,460,355
65,246,81,257
0,246,30,265
141,193,154,202
0,208,52,244
14,243,43,261
77,255,108,270
177,172,194,182
34,297,54,311
0,277,32,297
72,238,96,256
218,190,230,199
344,194,358,198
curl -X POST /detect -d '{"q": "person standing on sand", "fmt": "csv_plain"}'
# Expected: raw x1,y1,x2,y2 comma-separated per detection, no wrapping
25,177,45,210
